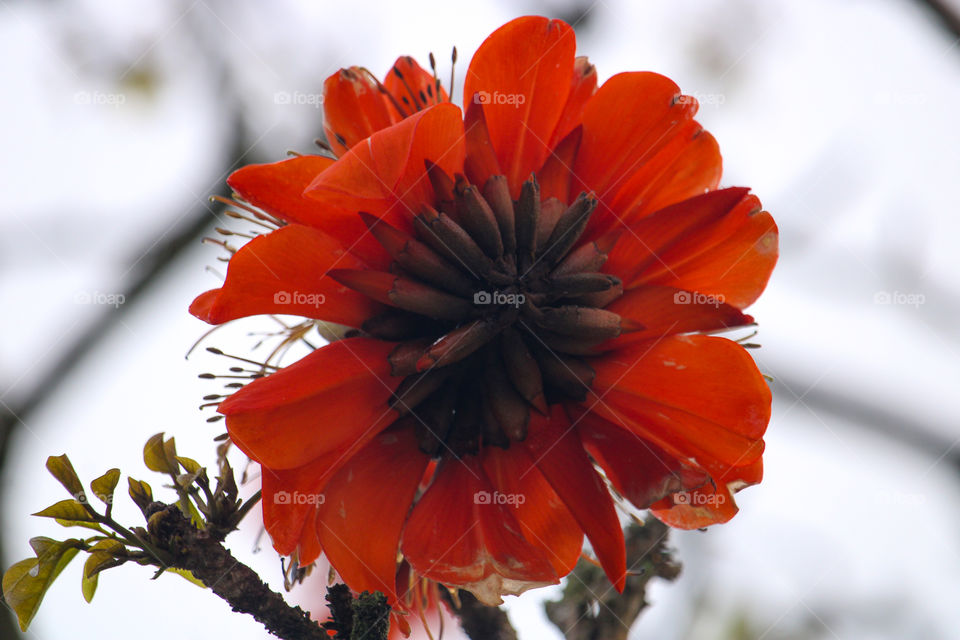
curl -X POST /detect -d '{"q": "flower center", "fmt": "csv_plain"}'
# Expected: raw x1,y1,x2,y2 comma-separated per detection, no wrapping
333,168,624,457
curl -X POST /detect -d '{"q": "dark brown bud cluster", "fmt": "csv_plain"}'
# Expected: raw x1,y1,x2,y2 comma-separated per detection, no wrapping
332,164,626,457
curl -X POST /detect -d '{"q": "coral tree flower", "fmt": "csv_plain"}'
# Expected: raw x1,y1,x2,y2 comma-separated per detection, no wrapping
191,16,778,608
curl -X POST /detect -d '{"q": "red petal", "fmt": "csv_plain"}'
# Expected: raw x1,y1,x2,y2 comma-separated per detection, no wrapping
481,444,583,576
522,407,626,592
220,337,402,469
401,455,558,605
650,457,763,530
600,284,753,349
603,124,721,232
604,188,778,309
463,16,576,197
383,56,449,114
261,422,424,561
538,125,581,204
650,481,738,530
652,209,778,310
575,410,709,509
323,67,400,156
589,335,770,479
189,224,383,327
227,156,394,269
573,72,698,201
547,56,597,151
297,513,323,565
315,425,429,602
261,458,336,559
463,98,502,188
305,103,464,222
227,155,335,226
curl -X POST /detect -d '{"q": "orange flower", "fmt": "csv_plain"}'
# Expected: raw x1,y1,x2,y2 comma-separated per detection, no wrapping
191,16,778,607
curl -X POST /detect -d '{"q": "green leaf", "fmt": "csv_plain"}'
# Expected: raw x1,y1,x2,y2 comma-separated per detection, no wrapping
176,456,202,474
2,560,39,629
163,438,178,470
81,540,125,604
3,538,81,631
165,567,206,588
54,519,107,533
90,469,121,506
81,570,98,603
29,537,61,557
82,539,127,601
45,455,86,502
83,551,123,579
143,433,178,475
90,539,124,552
33,500,97,523
181,496,205,529
175,470,203,490
127,478,154,515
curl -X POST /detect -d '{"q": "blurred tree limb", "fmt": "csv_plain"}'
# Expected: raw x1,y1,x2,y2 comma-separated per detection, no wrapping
0,1,268,634
442,588,519,640
916,0,960,39
545,519,681,640
146,502,337,639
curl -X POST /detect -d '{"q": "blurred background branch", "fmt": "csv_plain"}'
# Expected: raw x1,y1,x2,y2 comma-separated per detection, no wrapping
545,519,681,640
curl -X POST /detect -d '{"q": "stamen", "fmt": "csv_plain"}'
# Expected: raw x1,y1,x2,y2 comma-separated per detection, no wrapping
372,74,410,118
198,373,264,380
201,237,239,255
392,63,424,111
428,52,440,105
417,599,436,640
449,46,457,103
210,195,283,227
224,209,280,231
429,51,439,98
215,227,257,240
185,322,230,359
205,346,280,371
313,137,337,158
